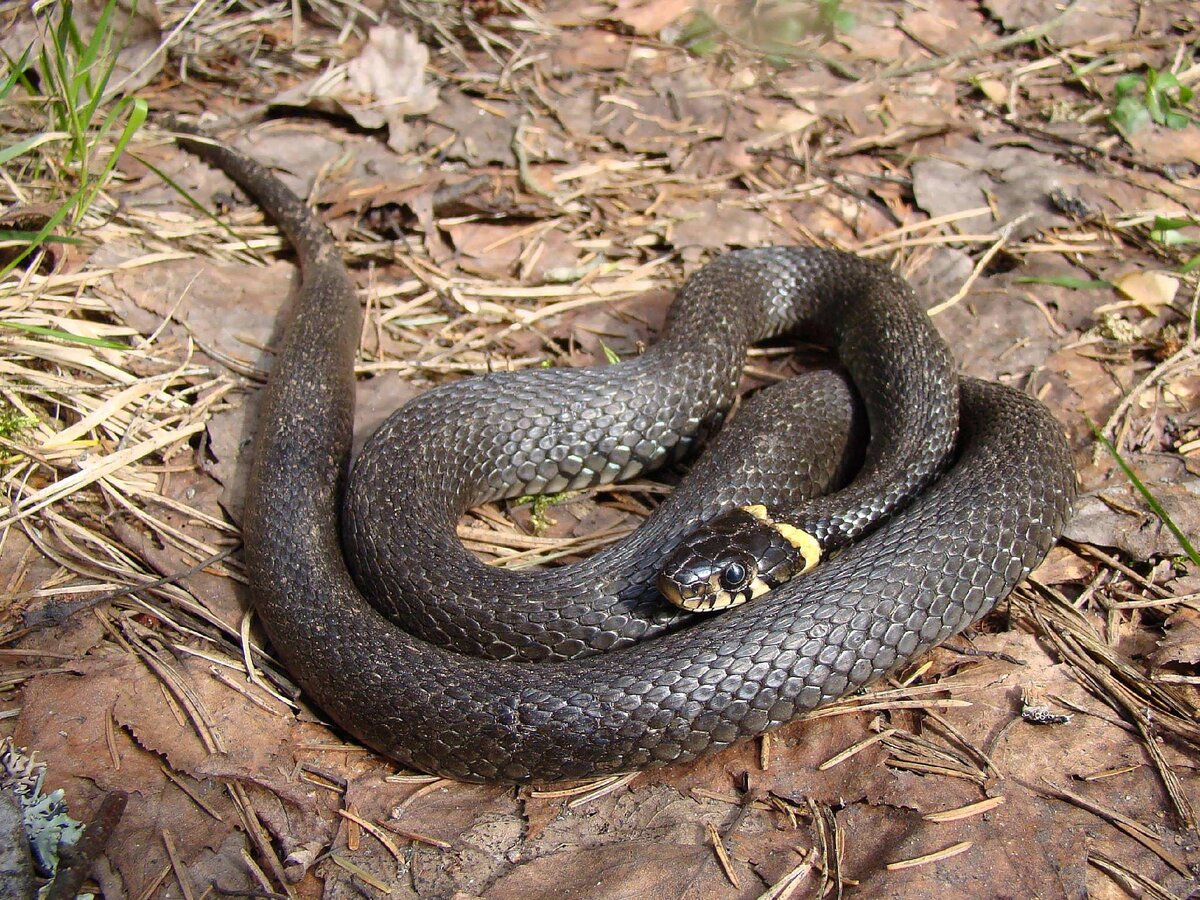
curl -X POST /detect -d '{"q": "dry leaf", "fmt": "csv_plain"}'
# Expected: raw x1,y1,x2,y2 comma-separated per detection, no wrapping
1030,546,1094,585
10,3,1200,898
610,0,693,35
753,107,819,137
1063,479,1200,561
976,78,1008,104
272,26,437,152
982,0,1146,42
1113,271,1180,308
1150,608,1200,668
912,141,1082,238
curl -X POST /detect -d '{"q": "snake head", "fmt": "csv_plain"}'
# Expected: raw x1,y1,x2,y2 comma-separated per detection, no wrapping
658,506,815,612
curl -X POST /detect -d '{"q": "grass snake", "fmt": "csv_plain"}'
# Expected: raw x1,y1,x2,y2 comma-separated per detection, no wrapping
175,127,1075,783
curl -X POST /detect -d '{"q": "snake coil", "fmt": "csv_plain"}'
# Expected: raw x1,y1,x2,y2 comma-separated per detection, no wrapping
175,126,1075,783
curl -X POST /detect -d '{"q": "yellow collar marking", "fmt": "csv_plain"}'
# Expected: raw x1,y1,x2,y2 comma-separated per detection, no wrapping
739,505,822,573
774,523,822,573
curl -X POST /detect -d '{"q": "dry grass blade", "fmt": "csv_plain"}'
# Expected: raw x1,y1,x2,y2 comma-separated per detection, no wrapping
880,729,989,786
806,798,843,899
566,772,639,807
380,821,452,850
923,796,1006,823
1017,584,1200,743
1013,585,1199,830
97,611,224,754
757,850,815,900
1088,851,1183,900
161,829,197,900
705,820,742,889
880,0,1085,77
885,841,973,871
1027,781,1191,877
337,809,405,863
159,765,225,823
224,779,295,895
926,214,1032,315
327,854,389,892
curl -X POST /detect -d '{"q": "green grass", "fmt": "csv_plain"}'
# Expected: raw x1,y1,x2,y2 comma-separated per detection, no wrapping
1108,66,1195,139
1146,215,1200,274
0,403,37,440
1014,275,1111,290
0,320,127,349
598,340,622,364
513,490,582,535
0,0,147,279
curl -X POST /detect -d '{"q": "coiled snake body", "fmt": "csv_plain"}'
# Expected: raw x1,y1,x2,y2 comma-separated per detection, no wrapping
177,130,1075,783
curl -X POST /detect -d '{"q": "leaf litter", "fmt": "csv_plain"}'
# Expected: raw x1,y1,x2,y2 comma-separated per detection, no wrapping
1,0,1199,897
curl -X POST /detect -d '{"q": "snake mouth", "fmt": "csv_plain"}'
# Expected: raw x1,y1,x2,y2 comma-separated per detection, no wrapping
658,570,752,612
656,573,688,608
657,572,722,611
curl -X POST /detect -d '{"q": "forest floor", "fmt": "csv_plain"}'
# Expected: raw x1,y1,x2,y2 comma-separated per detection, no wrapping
1,0,1199,897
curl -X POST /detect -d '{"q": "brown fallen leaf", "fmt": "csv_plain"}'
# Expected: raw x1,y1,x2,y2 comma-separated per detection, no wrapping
1150,607,1200,668
1127,124,1200,167
427,90,521,167
596,70,729,158
643,711,897,811
609,0,693,35
13,4,1200,899
488,838,752,899
107,469,244,628
13,657,251,897
96,255,295,371
901,5,993,55
664,198,789,253
839,789,1088,898
981,0,1143,42
911,141,1082,239
1113,270,1180,309
1063,478,1200,561
2,527,66,634
547,28,630,73
272,26,438,153
933,276,1066,382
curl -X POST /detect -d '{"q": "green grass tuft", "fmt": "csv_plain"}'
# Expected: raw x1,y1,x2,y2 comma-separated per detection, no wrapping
0,0,147,278
1108,66,1195,139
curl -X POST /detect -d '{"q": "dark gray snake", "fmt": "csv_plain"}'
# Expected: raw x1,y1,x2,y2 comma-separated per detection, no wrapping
175,128,1075,783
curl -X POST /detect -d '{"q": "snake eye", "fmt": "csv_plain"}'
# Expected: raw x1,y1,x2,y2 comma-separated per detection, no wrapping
719,561,748,591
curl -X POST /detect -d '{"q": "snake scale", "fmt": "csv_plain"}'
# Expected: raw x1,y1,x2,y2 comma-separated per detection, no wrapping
175,127,1075,783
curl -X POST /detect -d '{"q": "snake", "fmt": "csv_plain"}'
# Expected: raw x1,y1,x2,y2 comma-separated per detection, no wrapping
174,126,1075,783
